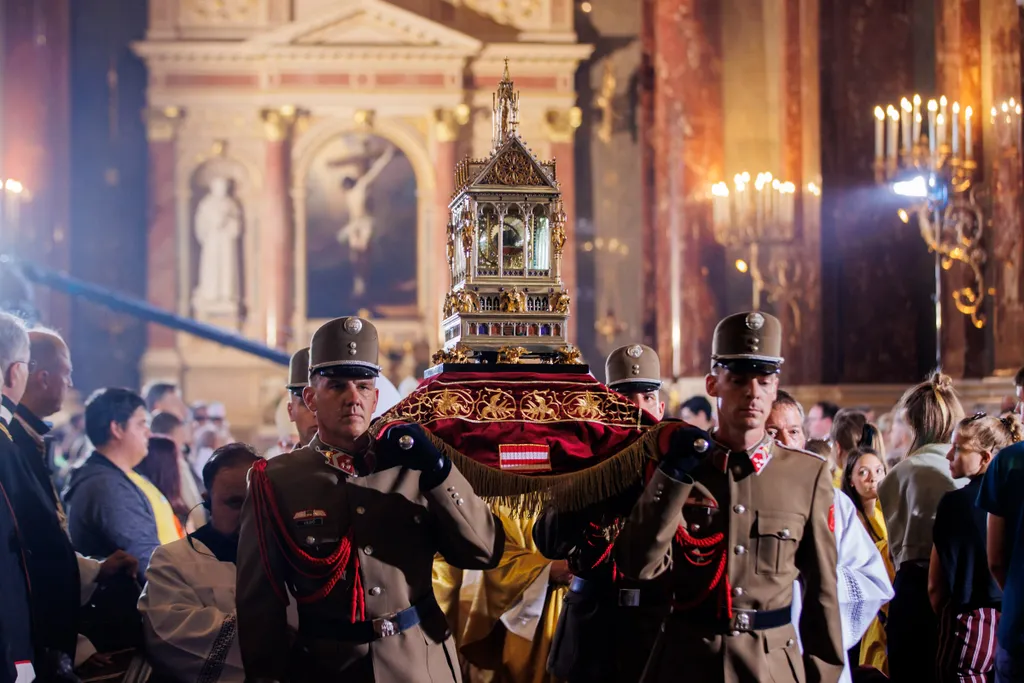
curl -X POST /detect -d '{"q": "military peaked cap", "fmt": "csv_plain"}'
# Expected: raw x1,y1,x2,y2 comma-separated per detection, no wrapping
286,347,310,390
605,343,662,393
710,311,784,375
309,316,381,380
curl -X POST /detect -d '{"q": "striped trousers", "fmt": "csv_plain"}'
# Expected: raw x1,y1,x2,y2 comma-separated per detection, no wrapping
936,605,1000,683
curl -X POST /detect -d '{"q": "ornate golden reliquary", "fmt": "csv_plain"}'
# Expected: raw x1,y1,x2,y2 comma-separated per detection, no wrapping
438,61,574,364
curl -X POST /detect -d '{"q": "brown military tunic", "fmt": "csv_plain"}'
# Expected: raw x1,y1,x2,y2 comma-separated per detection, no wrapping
236,435,503,682
615,436,844,683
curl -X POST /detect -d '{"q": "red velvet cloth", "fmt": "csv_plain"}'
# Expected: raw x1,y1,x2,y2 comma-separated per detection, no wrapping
373,370,658,475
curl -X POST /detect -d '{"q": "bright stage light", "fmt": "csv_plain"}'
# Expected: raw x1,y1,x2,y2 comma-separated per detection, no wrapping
892,175,928,198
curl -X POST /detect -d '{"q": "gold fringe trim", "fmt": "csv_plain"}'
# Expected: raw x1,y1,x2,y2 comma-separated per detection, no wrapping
422,424,669,518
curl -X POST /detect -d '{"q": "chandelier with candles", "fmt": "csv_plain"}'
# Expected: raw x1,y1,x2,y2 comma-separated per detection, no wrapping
872,94,987,329
709,172,818,311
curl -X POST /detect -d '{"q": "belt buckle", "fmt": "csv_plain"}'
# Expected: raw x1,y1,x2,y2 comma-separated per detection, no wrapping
372,615,398,638
730,609,754,633
618,588,640,607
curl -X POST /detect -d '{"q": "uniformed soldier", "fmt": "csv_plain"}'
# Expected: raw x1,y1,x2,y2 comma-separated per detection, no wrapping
532,343,671,682
285,347,317,448
236,316,504,683
605,343,666,420
614,312,844,683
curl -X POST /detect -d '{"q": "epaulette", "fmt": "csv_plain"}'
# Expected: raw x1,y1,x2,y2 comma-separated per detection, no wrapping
775,441,827,462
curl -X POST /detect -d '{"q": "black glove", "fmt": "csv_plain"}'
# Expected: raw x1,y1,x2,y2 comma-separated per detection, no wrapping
382,424,452,491
35,649,80,683
658,425,713,481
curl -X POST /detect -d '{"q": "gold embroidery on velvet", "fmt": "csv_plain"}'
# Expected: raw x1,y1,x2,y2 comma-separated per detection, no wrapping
477,389,517,421
520,391,562,423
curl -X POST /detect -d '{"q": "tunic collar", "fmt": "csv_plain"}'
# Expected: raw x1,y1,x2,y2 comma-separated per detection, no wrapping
311,434,373,477
710,432,775,475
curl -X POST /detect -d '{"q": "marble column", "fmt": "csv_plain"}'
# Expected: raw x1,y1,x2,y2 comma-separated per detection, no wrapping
983,0,1024,372
261,107,297,350
643,0,724,378
433,109,461,334
547,108,580,344
933,0,983,378
144,107,184,350
819,0,934,384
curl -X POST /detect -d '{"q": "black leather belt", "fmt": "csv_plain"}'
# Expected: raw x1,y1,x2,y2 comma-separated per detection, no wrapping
299,598,432,644
673,605,792,634
569,576,662,608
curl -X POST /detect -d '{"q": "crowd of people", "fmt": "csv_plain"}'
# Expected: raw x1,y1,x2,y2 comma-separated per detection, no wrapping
1,305,1023,683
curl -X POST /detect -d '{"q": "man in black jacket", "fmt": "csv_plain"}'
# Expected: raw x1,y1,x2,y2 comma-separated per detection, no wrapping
7,329,81,666
0,311,39,681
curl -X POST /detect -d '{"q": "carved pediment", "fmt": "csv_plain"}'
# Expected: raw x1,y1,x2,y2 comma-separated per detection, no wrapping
249,0,482,50
473,137,556,189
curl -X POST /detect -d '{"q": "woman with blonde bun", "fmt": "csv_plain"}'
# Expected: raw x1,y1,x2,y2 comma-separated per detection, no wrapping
929,413,1021,683
878,372,965,683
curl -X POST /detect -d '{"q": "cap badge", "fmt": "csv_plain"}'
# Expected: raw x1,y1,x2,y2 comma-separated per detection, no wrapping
344,317,363,335
626,345,643,358
745,312,765,330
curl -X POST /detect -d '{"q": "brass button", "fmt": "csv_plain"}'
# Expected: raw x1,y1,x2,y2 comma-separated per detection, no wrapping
305,536,316,545
363,545,373,555
781,528,791,539
447,486,456,492
733,504,746,514
451,492,460,499
356,506,366,515
732,586,744,597
369,586,382,596
734,545,746,555
413,514,422,524
456,499,464,506
786,638,795,647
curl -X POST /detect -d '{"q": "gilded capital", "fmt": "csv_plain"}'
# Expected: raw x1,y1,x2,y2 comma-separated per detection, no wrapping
434,106,470,143
544,107,582,143
144,107,184,142
262,106,298,142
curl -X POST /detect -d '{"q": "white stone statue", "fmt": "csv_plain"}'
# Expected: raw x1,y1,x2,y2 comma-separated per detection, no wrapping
193,177,242,313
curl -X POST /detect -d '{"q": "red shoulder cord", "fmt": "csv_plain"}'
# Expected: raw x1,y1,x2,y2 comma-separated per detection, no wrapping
644,459,733,619
583,521,622,581
250,459,365,622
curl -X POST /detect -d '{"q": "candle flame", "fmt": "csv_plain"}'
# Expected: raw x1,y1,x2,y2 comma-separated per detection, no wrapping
4,179,23,193
965,106,973,118
901,98,912,112
937,113,945,125
953,101,960,114
913,94,922,105
874,106,885,120
927,99,938,112
1002,101,1010,113
711,182,730,197
940,95,948,106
